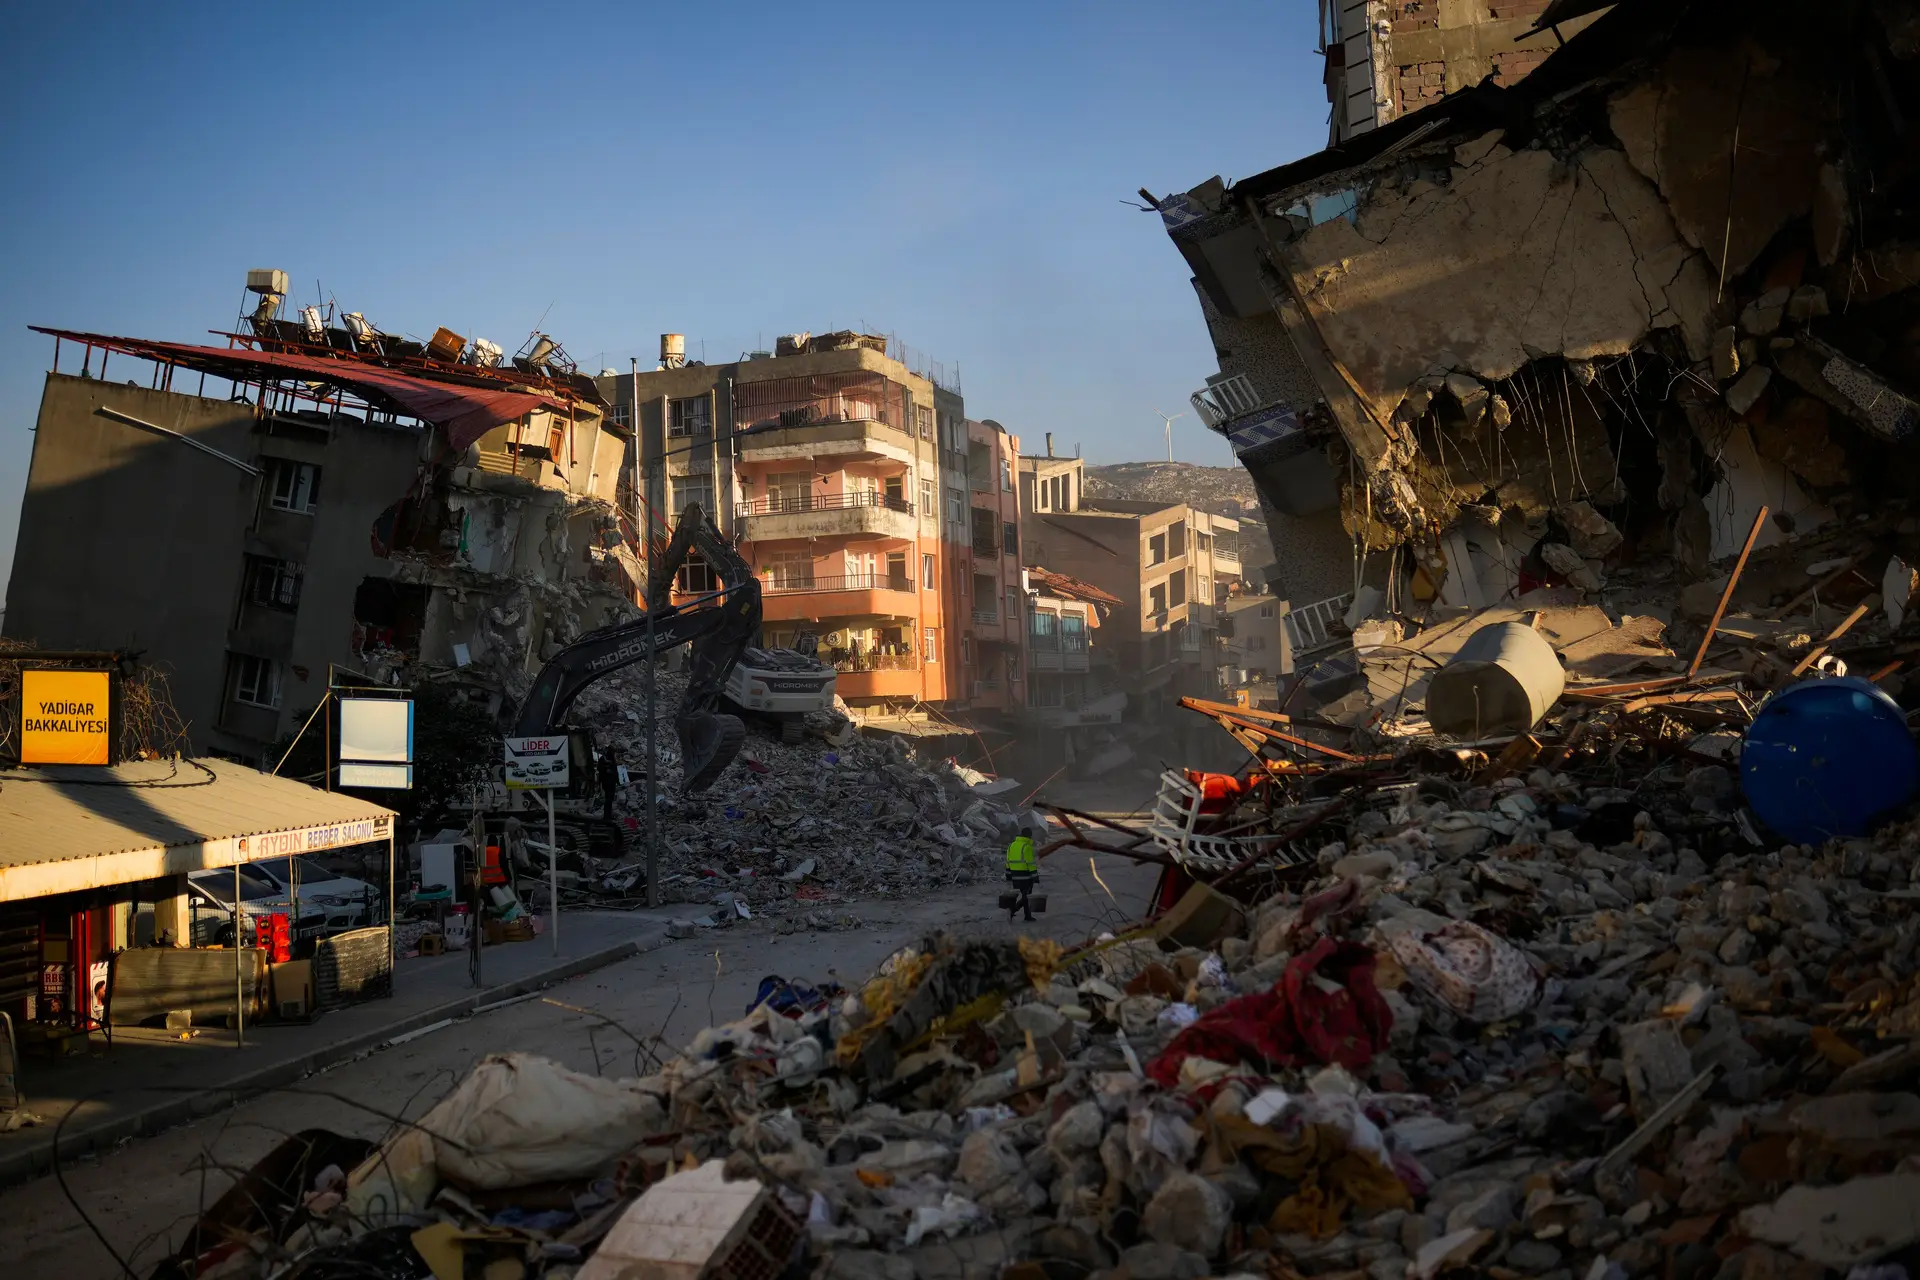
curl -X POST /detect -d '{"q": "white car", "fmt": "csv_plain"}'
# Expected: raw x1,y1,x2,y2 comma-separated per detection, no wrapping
188,857,380,938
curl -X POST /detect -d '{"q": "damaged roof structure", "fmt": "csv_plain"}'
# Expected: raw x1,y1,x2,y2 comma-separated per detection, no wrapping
6,290,643,761
1157,0,1920,624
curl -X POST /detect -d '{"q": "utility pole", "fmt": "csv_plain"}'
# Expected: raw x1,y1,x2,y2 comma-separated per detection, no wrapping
1153,409,1186,463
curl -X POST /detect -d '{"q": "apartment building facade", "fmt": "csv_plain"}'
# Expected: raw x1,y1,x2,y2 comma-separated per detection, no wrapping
1221,593,1293,688
1016,456,1243,712
960,419,1026,713
7,321,638,761
601,334,961,711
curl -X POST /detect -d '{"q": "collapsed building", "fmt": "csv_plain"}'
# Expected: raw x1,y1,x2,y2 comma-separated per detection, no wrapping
1157,0,1920,638
5,276,642,759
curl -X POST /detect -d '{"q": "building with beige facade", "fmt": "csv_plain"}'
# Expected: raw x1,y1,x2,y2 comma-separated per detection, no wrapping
600,333,963,712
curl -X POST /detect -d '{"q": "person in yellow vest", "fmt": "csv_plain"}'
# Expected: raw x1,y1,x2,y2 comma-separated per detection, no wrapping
1004,833,1039,923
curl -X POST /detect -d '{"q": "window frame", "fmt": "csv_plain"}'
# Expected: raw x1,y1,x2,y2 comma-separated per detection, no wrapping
232,654,282,709
922,553,936,591
668,395,712,438
267,459,321,515
923,627,938,663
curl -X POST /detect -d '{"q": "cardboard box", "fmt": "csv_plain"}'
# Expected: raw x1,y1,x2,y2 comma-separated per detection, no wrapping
1154,881,1246,950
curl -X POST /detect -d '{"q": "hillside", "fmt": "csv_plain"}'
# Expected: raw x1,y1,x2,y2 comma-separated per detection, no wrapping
1082,461,1259,515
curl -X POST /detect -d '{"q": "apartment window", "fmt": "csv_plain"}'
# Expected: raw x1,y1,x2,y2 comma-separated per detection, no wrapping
916,404,933,439
1170,570,1187,608
1147,533,1167,566
962,634,972,663
1031,610,1058,644
1000,458,1012,491
1005,586,1020,622
922,553,936,590
886,551,907,587
1052,474,1067,511
920,478,935,517
766,550,813,589
999,522,1016,556
1249,635,1267,651
1196,575,1211,605
1195,531,1211,553
1168,522,1186,558
1149,583,1167,615
607,401,631,427
267,459,321,514
1062,613,1086,650
668,470,714,516
1260,603,1276,618
232,654,281,710
947,487,966,527
768,471,811,511
678,552,720,594
923,627,938,663
668,396,711,437
246,556,303,610
884,474,905,506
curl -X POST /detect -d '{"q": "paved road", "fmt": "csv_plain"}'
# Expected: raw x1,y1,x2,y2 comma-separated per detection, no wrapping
5,847,1162,1279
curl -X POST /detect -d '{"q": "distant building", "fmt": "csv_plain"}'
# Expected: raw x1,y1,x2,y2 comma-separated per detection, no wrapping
1221,593,1292,688
598,332,965,715
1016,451,1243,713
6,299,638,761
961,419,1026,713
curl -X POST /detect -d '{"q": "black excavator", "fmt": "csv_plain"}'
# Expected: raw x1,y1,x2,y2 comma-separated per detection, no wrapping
509,501,760,798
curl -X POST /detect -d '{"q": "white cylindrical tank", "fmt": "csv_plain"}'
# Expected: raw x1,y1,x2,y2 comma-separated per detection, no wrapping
1425,621,1565,736
660,334,686,368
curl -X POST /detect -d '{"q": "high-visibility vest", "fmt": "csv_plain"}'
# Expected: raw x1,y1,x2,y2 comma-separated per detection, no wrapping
481,843,508,886
1005,836,1037,874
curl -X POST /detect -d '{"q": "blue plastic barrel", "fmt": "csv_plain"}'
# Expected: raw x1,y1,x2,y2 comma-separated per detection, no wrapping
1741,676,1918,843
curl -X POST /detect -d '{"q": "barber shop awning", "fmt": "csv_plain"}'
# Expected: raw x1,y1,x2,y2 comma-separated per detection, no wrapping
0,759,396,902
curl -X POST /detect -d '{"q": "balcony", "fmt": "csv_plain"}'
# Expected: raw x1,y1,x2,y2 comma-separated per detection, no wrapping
735,416,917,466
736,490,917,543
1283,593,1355,656
1028,637,1089,673
760,572,918,623
833,652,923,699
1190,372,1270,430
971,608,999,626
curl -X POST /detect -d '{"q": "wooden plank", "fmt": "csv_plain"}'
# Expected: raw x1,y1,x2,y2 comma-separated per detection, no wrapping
1689,505,1769,679
1621,689,1745,715
1790,602,1872,677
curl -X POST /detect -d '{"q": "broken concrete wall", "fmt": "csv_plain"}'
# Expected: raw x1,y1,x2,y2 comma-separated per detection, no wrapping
1284,138,1714,431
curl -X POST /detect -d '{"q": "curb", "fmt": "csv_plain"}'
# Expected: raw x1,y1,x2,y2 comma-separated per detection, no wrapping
0,926,668,1189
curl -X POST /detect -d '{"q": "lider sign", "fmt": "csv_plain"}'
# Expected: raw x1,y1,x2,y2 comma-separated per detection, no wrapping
21,670,112,765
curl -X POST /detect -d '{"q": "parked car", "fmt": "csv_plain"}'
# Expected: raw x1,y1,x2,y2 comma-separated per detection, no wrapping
186,857,380,942
245,857,383,933
184,868,329,947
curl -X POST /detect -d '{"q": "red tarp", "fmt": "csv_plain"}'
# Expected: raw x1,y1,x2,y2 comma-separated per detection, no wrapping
1146,937,1392,1087
36,330,570,453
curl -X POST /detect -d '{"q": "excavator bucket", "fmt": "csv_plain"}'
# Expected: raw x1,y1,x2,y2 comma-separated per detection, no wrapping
680,711,746,793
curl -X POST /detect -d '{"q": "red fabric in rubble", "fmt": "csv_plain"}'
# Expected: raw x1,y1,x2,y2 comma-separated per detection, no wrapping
1146,937,1391,1088
1185,770,1244,814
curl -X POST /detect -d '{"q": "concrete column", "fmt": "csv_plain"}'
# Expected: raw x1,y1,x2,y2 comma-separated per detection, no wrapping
150,874,191,947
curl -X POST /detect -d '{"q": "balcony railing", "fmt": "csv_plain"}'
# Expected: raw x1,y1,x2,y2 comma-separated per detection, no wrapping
763,572,913,594
1190,371,1269,430
736,490,912,519
1214,545,1241,566
1027,634,1089,652
832,651,919,673
972,608,999,626
1284,593,1355,655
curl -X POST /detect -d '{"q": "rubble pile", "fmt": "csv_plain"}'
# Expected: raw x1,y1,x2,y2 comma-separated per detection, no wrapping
565,665,1044,913
196,689,1920,1279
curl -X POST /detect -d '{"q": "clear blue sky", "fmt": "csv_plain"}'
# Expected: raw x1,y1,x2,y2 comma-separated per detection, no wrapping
0,3,1327,604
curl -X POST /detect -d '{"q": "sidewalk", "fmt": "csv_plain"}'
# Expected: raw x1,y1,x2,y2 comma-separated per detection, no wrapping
0,909,674,1188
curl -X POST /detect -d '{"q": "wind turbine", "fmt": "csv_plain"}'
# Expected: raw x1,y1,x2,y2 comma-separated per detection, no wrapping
1153,408,1186,463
